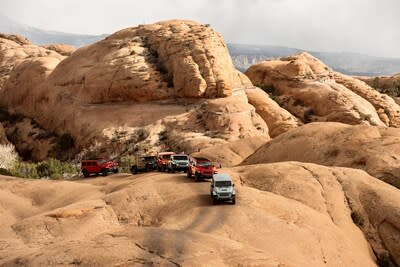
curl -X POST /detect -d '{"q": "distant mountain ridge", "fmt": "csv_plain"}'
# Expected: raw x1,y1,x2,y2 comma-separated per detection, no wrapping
228,43,400,76
1,13,400,76
0,13,107,47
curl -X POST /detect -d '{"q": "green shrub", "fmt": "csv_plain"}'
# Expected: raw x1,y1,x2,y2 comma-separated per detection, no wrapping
0,168,12,176
8,158,77,179
36,162,51,177
10,161,39,179
119,156,136,173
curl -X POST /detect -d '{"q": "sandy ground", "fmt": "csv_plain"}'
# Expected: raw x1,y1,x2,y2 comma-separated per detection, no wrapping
2,162,395,266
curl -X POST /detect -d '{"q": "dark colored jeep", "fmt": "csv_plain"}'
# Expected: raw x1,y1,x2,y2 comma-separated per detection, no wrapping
130,155,157,174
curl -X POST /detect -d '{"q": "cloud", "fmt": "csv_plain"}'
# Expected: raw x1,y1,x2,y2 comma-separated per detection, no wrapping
1,0,399,57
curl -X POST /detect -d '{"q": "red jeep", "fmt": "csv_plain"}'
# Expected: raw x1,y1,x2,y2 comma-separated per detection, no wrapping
187,157,217,181
156,152,175,172
81,159,119,177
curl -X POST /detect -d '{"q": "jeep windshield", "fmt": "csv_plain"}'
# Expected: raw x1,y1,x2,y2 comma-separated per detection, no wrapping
98,160,106,164
215,181,232,187
197,161,212,167
173,156,188,161
144,157,156,163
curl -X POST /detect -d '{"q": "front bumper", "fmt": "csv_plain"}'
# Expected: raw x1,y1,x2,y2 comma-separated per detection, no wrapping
172,164,188,171
213,192,235,200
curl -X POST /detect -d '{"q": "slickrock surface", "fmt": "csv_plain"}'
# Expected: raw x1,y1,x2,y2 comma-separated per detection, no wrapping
243,122,400,188
42,44,76,56
3,160,400,266
0,21,265,156
245,52,400,128
0,34,63,90
245,86,301,137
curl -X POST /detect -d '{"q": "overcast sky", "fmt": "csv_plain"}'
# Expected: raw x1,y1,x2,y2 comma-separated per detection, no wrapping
1,0,400,57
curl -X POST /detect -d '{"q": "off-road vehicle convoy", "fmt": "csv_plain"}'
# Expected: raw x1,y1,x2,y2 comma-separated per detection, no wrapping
167,154,189,173
187,157,217,181
80,159,119,177
130,155,157,174
210,173,236,205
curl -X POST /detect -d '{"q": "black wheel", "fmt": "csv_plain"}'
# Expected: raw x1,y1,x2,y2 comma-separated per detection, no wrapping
187,170,192,178
131,166,138,175
113,168,119,174
195,173,200,182
82,169,89,177
171,167,175,173
101,168,108,176
157,166,161,172
232,198,236,205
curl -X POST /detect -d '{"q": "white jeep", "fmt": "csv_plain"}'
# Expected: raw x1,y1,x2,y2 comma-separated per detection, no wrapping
210,173,236,205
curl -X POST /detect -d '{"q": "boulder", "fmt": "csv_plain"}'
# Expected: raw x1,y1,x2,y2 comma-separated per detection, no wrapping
0,34,63,90
246,86,301,137
245,52,400,127
0,21,266,156
42,44,76,56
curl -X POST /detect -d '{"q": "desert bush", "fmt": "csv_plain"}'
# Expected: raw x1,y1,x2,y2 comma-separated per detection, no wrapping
42,158,77,179
119,155,136,173
10,161,39,179
8,158,77,179
0,168,12,176
0,144,18,169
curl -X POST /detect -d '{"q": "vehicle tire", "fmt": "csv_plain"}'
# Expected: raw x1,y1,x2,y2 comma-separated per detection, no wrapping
131,166,138,175
232,198,236,205
82,169,89,178
171,167,175,173
101,168,108,176
187,171,192,178
113,168,119,174
195,173,200,182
